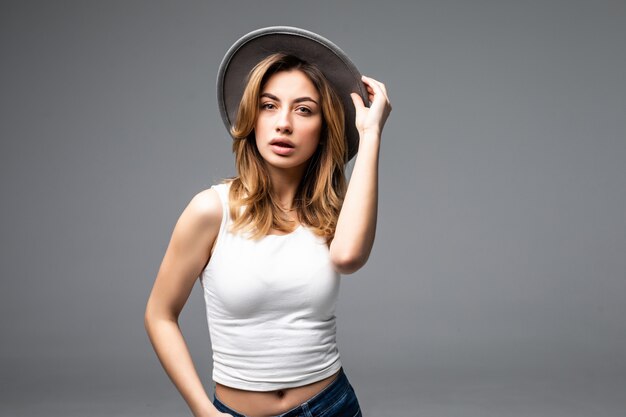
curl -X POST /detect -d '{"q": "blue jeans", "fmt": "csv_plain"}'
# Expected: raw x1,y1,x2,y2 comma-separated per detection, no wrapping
212,367,363,417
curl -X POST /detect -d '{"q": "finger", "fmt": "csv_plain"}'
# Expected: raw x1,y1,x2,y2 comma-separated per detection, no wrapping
363,81,374,92
361,75,379,90
362,76,389,100
350,92,366,111
364,84,384,106
362,75,383,90
362,76,388,100
362,82,379,102
370,78,387,95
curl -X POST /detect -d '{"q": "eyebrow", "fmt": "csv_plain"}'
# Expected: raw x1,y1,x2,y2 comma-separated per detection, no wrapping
260,93,319,105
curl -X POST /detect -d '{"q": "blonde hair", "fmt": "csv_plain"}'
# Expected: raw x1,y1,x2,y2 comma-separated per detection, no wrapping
226,53,347,242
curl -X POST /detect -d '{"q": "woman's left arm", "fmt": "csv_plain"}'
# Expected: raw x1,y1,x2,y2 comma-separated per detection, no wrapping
330,75,392,274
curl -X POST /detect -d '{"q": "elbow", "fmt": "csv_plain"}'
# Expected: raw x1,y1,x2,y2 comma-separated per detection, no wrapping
144,296,157,329
144,306,155,331
144,310,178,335
330,251,368,275
143,301,177,331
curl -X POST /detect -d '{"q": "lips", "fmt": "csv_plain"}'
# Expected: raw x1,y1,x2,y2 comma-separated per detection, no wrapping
269,138,296,156
269,138,295,148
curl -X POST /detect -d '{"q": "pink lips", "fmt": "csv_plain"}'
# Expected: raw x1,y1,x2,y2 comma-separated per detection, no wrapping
269,138,295,156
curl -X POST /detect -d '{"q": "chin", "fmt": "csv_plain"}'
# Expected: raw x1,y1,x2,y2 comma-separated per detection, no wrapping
263,154,308,171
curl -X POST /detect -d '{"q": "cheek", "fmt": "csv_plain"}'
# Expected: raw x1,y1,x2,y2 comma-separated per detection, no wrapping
254,118,270,146
255,117,267,135
305,119,322,145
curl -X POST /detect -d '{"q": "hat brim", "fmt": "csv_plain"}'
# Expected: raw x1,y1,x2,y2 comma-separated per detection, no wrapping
217,26,368,162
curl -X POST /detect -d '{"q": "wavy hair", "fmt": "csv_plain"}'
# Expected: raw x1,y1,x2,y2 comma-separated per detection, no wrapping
226,53,347,242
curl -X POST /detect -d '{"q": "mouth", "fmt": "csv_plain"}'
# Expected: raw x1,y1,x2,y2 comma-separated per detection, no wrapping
269,138,296,156
269,138,295,148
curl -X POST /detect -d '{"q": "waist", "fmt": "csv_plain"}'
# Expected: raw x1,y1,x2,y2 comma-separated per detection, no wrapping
210,329,341,391
214,367,345,417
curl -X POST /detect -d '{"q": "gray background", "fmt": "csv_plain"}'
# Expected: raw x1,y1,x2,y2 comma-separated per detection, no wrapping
1,1,625,416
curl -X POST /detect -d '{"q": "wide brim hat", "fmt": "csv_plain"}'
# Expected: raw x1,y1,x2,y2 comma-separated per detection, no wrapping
217,26,369,162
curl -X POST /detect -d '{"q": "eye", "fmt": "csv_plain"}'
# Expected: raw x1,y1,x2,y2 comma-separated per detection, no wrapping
260,102,276,110
296,106,312,114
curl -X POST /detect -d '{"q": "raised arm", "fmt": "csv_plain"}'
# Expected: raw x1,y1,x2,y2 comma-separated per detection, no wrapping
144,188,230,417
330,76,392,274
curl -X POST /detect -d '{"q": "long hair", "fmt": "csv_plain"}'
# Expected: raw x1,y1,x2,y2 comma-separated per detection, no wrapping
227,53,347,242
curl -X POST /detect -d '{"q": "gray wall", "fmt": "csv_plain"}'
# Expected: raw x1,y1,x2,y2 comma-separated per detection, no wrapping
2,0,625,411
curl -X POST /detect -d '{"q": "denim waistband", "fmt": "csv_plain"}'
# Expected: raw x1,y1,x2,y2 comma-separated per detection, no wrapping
213,367,350,417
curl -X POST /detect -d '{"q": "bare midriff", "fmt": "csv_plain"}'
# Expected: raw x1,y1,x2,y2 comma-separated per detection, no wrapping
214,369,340,417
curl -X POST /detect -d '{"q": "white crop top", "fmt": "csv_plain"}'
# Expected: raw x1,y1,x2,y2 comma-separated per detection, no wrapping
199,182,342,391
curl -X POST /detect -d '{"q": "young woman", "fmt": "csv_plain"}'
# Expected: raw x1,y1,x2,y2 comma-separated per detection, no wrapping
145,27,391,417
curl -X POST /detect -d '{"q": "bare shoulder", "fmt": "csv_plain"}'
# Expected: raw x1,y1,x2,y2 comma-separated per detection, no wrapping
170,187,224,252
186,187,223,227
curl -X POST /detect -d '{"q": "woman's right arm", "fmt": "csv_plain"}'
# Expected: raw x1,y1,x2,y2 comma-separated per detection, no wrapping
144,188,231,417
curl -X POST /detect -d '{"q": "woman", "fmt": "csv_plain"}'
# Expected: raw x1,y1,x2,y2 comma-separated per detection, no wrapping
145,27,391,417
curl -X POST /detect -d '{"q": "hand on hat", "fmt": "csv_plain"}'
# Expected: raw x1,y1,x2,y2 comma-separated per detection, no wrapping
350,75,392,139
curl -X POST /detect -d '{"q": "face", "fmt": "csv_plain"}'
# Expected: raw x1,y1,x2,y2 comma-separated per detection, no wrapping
255,69,322,174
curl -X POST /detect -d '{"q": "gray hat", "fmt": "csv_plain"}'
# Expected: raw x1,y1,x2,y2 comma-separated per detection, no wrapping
217,26,369,162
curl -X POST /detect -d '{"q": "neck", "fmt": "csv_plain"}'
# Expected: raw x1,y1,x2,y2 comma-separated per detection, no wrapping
266,164,307,210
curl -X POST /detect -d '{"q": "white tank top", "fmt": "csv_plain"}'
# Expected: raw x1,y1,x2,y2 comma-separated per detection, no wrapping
199,182,342,391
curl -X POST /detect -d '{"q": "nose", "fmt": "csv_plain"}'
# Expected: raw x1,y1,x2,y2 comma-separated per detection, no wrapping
275,108,292,134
